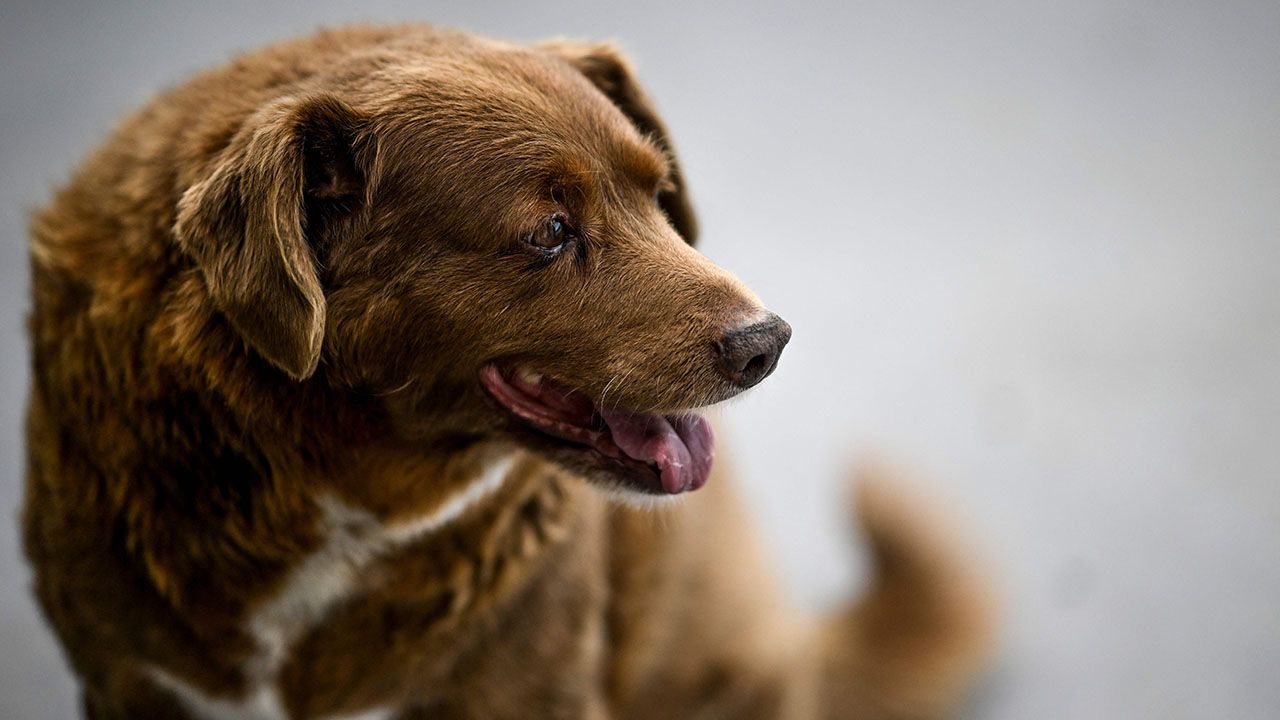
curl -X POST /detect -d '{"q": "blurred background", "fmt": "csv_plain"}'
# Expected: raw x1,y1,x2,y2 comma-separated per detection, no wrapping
2,1,1277,718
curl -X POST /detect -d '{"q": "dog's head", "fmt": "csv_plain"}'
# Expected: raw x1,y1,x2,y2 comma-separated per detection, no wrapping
176,38,790,496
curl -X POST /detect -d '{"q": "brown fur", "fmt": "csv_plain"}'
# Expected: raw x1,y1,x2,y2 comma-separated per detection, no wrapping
24,24,994,719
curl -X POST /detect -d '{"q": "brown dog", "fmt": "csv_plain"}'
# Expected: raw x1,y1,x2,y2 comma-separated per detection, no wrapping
24,24,993,720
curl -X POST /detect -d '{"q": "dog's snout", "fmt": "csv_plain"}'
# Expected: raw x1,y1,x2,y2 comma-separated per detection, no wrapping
714,313,792,389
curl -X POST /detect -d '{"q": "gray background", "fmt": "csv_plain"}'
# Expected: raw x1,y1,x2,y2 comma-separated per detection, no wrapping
2,1,1278,718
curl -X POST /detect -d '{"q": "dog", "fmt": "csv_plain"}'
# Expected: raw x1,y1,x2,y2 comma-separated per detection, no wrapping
24,24,993,720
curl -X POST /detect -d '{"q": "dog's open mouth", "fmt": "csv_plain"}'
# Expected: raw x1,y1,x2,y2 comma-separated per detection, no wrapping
480,364,714,495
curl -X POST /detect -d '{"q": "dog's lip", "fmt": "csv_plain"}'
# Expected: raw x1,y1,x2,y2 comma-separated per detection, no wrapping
478,363,714,494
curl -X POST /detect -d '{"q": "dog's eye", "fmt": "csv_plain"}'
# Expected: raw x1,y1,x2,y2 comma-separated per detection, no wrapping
524,214,573,252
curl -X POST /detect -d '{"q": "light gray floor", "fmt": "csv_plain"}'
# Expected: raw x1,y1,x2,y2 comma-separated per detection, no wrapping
2,2,1277,718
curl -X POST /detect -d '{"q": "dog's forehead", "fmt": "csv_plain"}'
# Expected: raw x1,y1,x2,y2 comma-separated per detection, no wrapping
368,49,663,180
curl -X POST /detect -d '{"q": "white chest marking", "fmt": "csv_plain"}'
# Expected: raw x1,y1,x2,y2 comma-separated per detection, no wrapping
150,453,516,720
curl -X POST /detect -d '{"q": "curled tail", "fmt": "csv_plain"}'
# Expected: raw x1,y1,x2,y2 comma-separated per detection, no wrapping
816,465,997,719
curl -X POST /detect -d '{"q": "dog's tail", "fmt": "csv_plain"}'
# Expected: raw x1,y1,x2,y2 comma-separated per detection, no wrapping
813,464,997,720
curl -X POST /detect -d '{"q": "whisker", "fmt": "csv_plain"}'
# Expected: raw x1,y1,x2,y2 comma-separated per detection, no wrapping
375,377,415,396
598,372,620,411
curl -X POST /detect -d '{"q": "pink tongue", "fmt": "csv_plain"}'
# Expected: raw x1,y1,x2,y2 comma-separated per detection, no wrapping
598,409,715,493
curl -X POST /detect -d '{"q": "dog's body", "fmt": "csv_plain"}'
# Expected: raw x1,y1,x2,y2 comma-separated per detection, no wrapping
25,25,992,720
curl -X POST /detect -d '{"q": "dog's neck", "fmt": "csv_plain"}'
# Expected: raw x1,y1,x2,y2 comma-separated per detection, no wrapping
142,437,585,717
44,267,566,656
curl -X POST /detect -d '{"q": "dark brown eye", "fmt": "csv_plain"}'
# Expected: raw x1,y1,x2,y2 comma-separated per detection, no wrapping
525,214,573,252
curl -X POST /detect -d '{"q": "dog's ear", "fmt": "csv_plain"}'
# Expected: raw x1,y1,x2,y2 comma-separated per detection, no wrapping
175,95,366,379
542,41,698,245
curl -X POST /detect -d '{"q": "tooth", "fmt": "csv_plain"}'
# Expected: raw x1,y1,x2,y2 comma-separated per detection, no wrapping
518,368,543,386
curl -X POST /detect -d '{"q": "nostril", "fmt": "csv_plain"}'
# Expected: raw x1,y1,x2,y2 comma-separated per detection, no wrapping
741,353,769,378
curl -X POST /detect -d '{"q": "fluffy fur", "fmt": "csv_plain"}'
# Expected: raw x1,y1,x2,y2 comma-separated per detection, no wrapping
24,24,994,719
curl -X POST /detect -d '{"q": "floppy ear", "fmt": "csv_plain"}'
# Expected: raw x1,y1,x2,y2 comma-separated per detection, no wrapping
175,95,365,379
542,41,698,245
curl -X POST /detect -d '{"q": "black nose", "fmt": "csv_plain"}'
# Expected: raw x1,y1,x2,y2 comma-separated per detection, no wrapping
714,313,792,389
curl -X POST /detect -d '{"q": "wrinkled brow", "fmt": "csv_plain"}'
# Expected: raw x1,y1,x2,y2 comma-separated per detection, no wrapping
544,141,670,202
614,137,672,190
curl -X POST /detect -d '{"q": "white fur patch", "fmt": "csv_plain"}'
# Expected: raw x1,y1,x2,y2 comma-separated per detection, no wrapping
150,452,516,720
149,671,287,720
